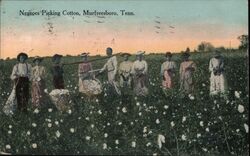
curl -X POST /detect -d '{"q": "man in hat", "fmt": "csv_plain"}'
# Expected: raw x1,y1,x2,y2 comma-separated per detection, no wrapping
78,52,93,93
118,53,133,88
161,52,177,89
179,52,196,94
10,52,32,112
51,54,64,89
31,56,46,107
131,51,148,96
209,50,227,96
99,47,121,95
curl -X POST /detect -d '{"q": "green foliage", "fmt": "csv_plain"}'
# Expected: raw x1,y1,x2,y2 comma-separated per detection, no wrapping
0,51,248,155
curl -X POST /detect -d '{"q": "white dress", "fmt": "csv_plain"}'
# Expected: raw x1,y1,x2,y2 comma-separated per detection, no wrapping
209,57,227,95
100,56,121,95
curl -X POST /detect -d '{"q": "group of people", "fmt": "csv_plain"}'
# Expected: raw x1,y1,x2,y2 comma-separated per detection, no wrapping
8,47,227,112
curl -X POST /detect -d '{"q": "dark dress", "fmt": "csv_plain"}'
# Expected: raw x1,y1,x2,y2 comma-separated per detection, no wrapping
51,64,64,89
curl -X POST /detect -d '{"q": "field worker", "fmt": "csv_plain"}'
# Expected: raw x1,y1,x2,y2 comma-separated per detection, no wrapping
78,52,93,93
119,53,133,88
179,52,196,94
209,50,227,96
31,57,47,107
131,51,148,96
51,54,64,89
161,52,177,89
99,47,121,95
10,52,32,112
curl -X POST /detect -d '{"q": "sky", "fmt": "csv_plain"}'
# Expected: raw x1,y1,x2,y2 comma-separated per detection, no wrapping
0,0,248,59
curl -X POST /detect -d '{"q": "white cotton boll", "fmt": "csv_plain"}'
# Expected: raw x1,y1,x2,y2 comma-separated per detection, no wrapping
103,143,107,150
244,124,249,133
85,136,91,140
85,117,90,121
143,127,147,133
34,108,39,114
153,153,157,156
8,125,12,129
236,129,240,133
197,133,201,138
131,141,136,148
98,110,102,115
238,105,244,113
188,94,195,100
181,134,187,141
200,121,204,127
122,107,127,113
202,83,206,87
234,91,240,99
68,109,72,114
136,102,140,106
8,130,12,134
27,131,31,135
148,130,152,134
182,116,187,123
163,111,166,115
70,128,75,133
205,127,209,132
138,112,142,116
154,110,158,113
115,140,119,145
157,134,165,149
48,123,52,128
146,142,151,147
107,122,110,126
202,148,208,152
171,121,175,127
5,144,11,149
32,143,37,149
130,122,134,125
32,123,37,127
56,131,61,138
118,122,122,125
91,124,95,128
104,133,108,138
44,89,48,94
96,99,99,103
55,121,59,125
156,119,160,124
164,105,169,109
48,108,53,112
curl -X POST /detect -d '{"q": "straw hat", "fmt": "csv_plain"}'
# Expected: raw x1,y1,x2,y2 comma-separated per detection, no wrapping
33,56,44,63
136,51,145,55
52,54,63,62
17,52,28,61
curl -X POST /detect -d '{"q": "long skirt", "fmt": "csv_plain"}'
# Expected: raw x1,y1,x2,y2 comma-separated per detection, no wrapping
53,76,64,89
162,71,174,89
133,74,148,96
15,77,29,112
180,71,194,94
120,73,132,88
107,71,121,95
31,80,46,107
210,73,227,95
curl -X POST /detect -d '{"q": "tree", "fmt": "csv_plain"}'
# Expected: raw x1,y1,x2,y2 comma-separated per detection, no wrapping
185,47,190,53
197,41,214,52
238,34,248,50
216,46,226,52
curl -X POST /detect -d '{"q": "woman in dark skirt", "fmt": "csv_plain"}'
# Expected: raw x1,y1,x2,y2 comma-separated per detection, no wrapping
10,52,32,112
51,54,64,89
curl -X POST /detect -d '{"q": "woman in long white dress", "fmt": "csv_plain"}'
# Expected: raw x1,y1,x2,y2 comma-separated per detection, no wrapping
131,51,148,96
209,50,227,96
